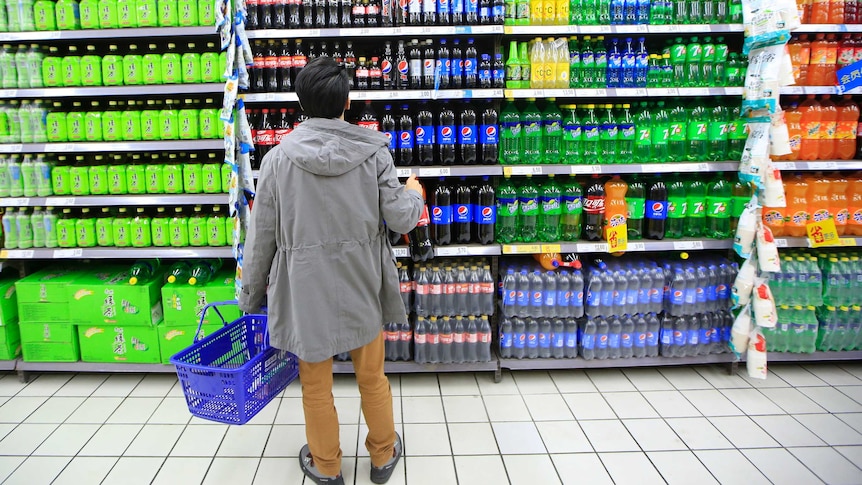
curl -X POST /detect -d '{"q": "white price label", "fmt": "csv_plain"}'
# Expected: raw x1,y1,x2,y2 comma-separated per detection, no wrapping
635,24,648,32
775,238,789,248
577,243,608,253
396,168,413,178
0,90,16,98
695,163,710,172
580,25,602,33
571,165,602,174
352,91,368,100
635,88,648,97
359,28,371,35
673,240,705,250
640,164,665,173
2,144,22,153
420,90,432,98
436,246,470,257
682,87,710,96
3,198,29,206
653,88,679,96
7,250,35,258
576,88,608,97
628,242,646,251
559,89,576,97
782,86,805,95
53,248,83,258
649,25,678,32
53,143,74,152
448,90,467,99
392,247,410,258
45,197,75,206
821,161,839,170
509,166,543,175
418,167,451,177
688,24,710,32
777,162,797,170
308,29,321,36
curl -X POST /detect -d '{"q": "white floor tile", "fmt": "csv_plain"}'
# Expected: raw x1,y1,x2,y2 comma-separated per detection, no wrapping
124,424,186,456
658,367,713,390
835,446,862,465
275,397,305,425
405,456,456,485
0,456,24,482
799,386,862,413
695,366,753,389
579,419,640,452
0,423,16,442
623,418,687,451
492,422,546,454
54,374,108,397
437,373,480,396
512,371,558,394
648,450,719,485
837,413,862,434
152,456,212,485
720,388,786,415
399,375,440,396
740,370,791,388
622,368,676,391
203,457,260,485
599,451,666,485
171,424,229,457
24,396,85,423
641,390,702,418
148,397,193,425
402,423,450,456
795,413,862,446
838,385,862,404
694,449,771,485
483,394,532,421
448,423,499,455
769,365,828,387
708,416,779,448
106,397,163,424
2,456,70,485
477,370,521,395
79,424,143,456
443,395,488,422
129,374,178,398
262,424,306,457
91,374,146,397
402,396,445,424
536,420,592,453
0,375,26,397
682,389,743,416
0,423,58,455
33,423,100,456
552,453,613,485
454,455,509,485
523,393,574,421
0,396,48,422
356,456,406,485
253,457,305,485
15,374,72,397
742,448,824,485
503,454,561,485
665,417,734,450
759,387,827,414
753,415,827,447
549,370,597,393
803,364,862,386
788,446,862,485
603,392,659,419
216,425,273,457
65,397,124,424
585,369,637,392
102,457,165,485
52,456,118,485
562,392,616,420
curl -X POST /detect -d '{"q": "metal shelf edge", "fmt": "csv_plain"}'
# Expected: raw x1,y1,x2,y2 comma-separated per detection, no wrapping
244,89,503,102
0,26,216,41
0,140,224,153
247,25,504,38
0,84,224,99
333,360,498,373
500,353,733,370
0,247,235,259
0,194,230,207
773,160,862,171
775,237,861,248
16,361,176,373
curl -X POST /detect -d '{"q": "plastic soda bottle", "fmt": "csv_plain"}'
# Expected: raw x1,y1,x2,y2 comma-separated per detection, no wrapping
130,207,151,247
594,37,607,88
799,95,822,160
685,177,706,237
129,259,160,285
521,98,543,164
166,260,191,283
603,175,627,241
561,177,583,240
568,38,581,88
562,105,582,163
169,206,189,247
518,175,539,242
499,100,521,164
727,105,746,160
704,175,731,238
188,205,206,246
95,207,113,246
208,205,227,246
708,101,729,161
101,44,122,85
667,100,687,162
582,104,601,164
617,103,635,164
542,99,562,163
807,174,832,225
685,36,703,86
829,174,849,235
687,100,708,161
538,175,562,241
783,175,810,237
581,37,594,87
836,96,859,160
189,258,223,285
626,174,645,240
651,101,670,162
666,176,687,239
634,102,652,163
819,95,838,160
670,37,686,81
701,36,715,85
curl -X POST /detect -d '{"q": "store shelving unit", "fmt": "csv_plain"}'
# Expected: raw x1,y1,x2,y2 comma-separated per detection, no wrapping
0,247,234,259
0,84,224,99
0,140,223,154
0,26,216,41
774,160,862,171
0,194,229,207
775,237,862,248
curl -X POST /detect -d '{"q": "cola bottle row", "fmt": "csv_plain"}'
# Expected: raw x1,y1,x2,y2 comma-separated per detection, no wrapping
414,315,494,364
429,177,496,245
384,321,414,361
405,260,496,317
245,0,505,30
247,108,309,169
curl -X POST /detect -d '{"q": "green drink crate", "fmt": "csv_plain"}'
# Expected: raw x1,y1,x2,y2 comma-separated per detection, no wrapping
157,323,222,364
0,323,21,360
0,278,18,326
78,324,162,363
67,267,164,326
161,269,240,327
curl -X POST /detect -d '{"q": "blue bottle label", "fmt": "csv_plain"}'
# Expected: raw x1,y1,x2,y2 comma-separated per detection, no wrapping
493,67,504,81
634,331,645,347
706,284,717,302
474,204,496,224
501,332,513,348
581,333,595,349
398,130,414,149
608,332,621,349
544,290,556,307
538,331,550,348
437,124,456,146
516,289,529,307
451,57,463,78
601,289,614,308
566,331,578,348
552,332,564,348
587,289,600,307
661,328,672,345
431,205,452,225
673,329,686,346
503,289,515,306
687,329,699,346
717,282,729,300
700,327,710,345
514,331,526,348
597,332,608,349
645,200,668,219
573,290,584,308
464,57,477,77
416,125,435,145
480,124,498,144
646,330,658,347
684,287,697,305
479,68,491,84
621,332,633,348
527,332,538,348
458,125,478,144
454,203,471,223
711,325,721,344
531,290,543,308
466,0,477,14
557,290,570,308
437,0,450,13
384,130,396,151
638,287,650,305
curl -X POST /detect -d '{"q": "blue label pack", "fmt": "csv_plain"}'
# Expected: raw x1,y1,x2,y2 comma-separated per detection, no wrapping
645,200,668,220
474,204,495,224
431,205,452,225
454,203,471,223
479,124,498,144
415,126,434,145
437,124,456,145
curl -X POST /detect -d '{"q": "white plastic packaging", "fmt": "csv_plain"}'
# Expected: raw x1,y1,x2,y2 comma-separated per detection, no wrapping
770,108,792,156
761,161,787,207
747,326,768,380
731,304,753,357
732,255,758,307
753,277,778,328
734,195,759,259
757,221,782,273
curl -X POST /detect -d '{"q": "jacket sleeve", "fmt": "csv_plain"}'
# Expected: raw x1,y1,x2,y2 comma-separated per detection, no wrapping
376,148,423,234
239,152,279,313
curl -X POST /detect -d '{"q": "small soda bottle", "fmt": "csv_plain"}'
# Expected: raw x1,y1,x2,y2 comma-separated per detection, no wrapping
561,176,583,241
518,175,539,242
684,177,706,237
665,175,687,239
538,174,562,242
496,174,519,243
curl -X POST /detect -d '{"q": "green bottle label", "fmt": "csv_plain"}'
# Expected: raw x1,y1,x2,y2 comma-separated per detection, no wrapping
202,164,220,193
81,57,103,86
619,124,635,141
76,219,96,247
118,0,136,26
122,111,142,140
706,196,731,219
686,44,702,62
160,111,178,140
670,45,686,63
96,217,114,246
123,55,143,85
80,0,99,28
131,217,151,247
136,0,158,25
62,59,82,86
88,166,108,194
178,0,197,25
162,55,180,83
141,111,160,140
170,217,189,246
198,0,214,24
158,0,179,26
729,119,748,140
85,113,103,141
651,124,668,145
98,0,119,27
702,44,716,62
57,219,77,247
113,219,131,246
686,121,708,141
635,126,651,145
668,122,686,142
70,167,89,195
731,195,748,218
199,109,217,138
127,166,146,193
687,197,706,218
715,44,729,62
52,166,71,194
152,218,169,246
108,166,127,194
221,163,231,193
102,56,123,85
47,113,68,142
201,53,218,83
626,197,645,219
183,165,202,193
103,112,122,141
164,166,183,193
179,110,199,139
708,121,728,141
143,55,162,84
146,165,164,193
34,1,57,30
668,196,687,218
189,217,206,246
181,54,201,83
42,58,62,87
56,2,81,29
208,216,226,246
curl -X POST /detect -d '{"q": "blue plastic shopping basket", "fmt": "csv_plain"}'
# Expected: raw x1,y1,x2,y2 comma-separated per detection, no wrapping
170,301,298,425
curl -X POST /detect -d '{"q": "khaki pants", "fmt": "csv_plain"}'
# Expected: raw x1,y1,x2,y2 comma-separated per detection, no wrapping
299,332,396,477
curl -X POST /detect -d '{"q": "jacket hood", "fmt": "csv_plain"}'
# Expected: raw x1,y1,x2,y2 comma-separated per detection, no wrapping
283,117,389,176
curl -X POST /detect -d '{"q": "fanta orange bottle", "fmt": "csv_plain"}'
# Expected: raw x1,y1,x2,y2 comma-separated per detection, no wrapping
836,95,859,160
829,0,846,23
846,174,862,235
798,0,813,23
784,174,811,236
762,206,786,236
811,0,829,23
784,102,805,160
819,95,838,160
799,95,822,160
807,173,832,223
788,35,811,85
603,175,628,242
830,174,850,235
809,34,836,85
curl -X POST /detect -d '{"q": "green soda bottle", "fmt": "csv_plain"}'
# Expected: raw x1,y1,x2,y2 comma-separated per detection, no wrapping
221,161,231,193
713,37,729,87
581,104,601,165
667,100,687,162
42,47,63,87
517,175,539,242
179,100,200,140
142,43,161,84
117,0,136,26
141,99,161,140
84,101,103,141
102,100,122,141
158,0,179,25
129,258,161,284
80,45,103,86
161,43,181,83
160,99,179,140
665,176,687,239
107,156,127,194
207,205,226,246
96,207,114,246
57,208,77,248
178,0,197,25
684,177,706,237
650,101,669,162
122,99,142,140
537,175,562,242
727,105,746,160
166,260,192,283
202,162,221,193
145,158,164,193
626,175,645,240
705,174,731,239
75,208,97,247
70,158,90,195
181,44,201,83
52,161,71,195
201,43,219,83
101,44,123,86
560,177,583,241
568,37,581,88
169,206,189,247
98,0,118,27
521,99,542,165
541,99,562,164
79,0,99,28
163,156,183,194
55,0,82,29
685,36,702,87
136,0,158,25
34,0,56,31
707,101,729,161
686,100,708,161
561,104,582,163
188,205,206,246
62,45,82,86
670,37,686,82
0,45,17,89
46,103,67,142
593,37,607,89
30,208,45,247
123,43,143,85
504,40,522,89
88,155,108,194
598,104,618,164
131,207,152,247
183,154,203,193
188,258,222,285
43,208,59,248
633,102,652,163
112,207,131,247
151,207,169,246
617,104,636,164
198,0,214,24
701,36,715,86
518,41,530,88
126,156,146,193
199,100,218,138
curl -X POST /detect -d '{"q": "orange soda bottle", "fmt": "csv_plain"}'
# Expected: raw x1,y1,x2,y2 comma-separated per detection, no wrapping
762,206,786,236
799,95,822,160
534,253,562,270
603,175,628,242
830,174,850,235
829,0,846,23
807,173,832,223
784,102,805,160
798,0,812,23
836,95,860,160
819,95,838,160
846,174,862,235
811,0,829,22
784,174,811,237
788,35,811,85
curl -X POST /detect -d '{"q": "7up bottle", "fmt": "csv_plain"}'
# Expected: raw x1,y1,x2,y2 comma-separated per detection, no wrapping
685,177,706,237
705,175,731,239
666,176,687,239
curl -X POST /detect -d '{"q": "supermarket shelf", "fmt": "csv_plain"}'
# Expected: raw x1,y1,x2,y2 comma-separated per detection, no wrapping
502,238,733,254
0,26,215,42
500,353,733,370
504,87,743,98
0,83,224,99
247,25,504,39
753,351,862,362
0,194,229,207
775,237,861,248
0,247,234,259
0,360,16,371
395,166,504,177
503,161,740,176
16,361,175,373
504,23,743,35
0,140,223,153
774,160,862,171
390,244,502,258
333,360,498,374
795,24,862,33
781,85,862,95
244,88,503,102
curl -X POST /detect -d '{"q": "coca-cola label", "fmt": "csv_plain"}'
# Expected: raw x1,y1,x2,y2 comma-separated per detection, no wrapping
453,332,464,343
357,121,379,131
414,333,426,344
583,196,605,214
437,125,456,145
430,284,442,295
416,283,429,295
366,4,379,14
458,125,477,144
257,129,275,146
264,55,277,69
454,203,471,223
456,282,468,294
475,205,495,224
466,332,478,343
253,55,265,69
479,332,491,344
417,205,430,226
274,128,291,144
370,66,382,78
440,333,453,344
415,126,434,145
356,66,369,78
352,4,365,14
444,283,455,295
400,331,413,342
479,124,498,144
398,130,413,149
400,282,412,293
277,56,293,69
431,205,453,225
293,55,307,68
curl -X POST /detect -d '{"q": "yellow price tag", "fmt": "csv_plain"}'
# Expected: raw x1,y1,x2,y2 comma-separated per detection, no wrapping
0,250,6,259
607,224,628,253
806,219,840,248
840,237,858,247
541,244,562,253
503,244,540,254
502,166,513,176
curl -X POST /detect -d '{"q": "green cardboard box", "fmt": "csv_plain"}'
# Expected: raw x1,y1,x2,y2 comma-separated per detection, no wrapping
68,268,164,326
20,322,76,343
21,337,80,362
158,323,224,364
15,267,81,323
0,279,18,326
162,270,240,327
78,324,161,363
0,323,21,360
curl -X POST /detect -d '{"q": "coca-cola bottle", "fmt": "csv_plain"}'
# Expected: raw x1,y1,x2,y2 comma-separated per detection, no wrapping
382,42,394,90
288,0,301,25
583,174,605,241
410,187,434,262
396,40,409,89
319,41,330,58
355,57,370,90
295,110,309,126
327,0,339,25
258,109,277,160
352,0,366,25
273,0,287,27
252,41,265,92
397,105,414,166
370,57,383,90
274,108,293,145
332,42,344,66
345,41,357,89
247,0,260,28
248,109,260,168
302,0,314,25
260,0,273,28
357,101,379,130
292,40,307,86
307,41,318,61
264,40,279,92
366,0,380,26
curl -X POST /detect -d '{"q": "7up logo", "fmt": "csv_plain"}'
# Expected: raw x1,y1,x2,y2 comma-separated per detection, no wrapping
711,202,727,215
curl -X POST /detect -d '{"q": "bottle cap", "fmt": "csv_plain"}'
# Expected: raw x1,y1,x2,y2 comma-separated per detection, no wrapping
129,277,139,285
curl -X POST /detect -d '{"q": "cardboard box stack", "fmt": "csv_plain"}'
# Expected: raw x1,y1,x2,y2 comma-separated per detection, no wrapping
16,268,81,362
0,276,21,360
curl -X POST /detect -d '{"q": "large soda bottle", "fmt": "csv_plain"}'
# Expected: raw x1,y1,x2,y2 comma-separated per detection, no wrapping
603,175,627,242
480,105,499,165
416,102,435,165
410,183,434,262
701,36,715,85
626,175,645,240
799,95,822,161
685,177,706,237
708,101,729,161
562,104,582,163
594,36,608,88
581,36,595,87
645,179,668,240
496,174,518,243
474,176,496,244
459,105,477,165
521,98,543,164
634,101,652,163
705,175,731,238
188,259,223,286
505,40,523,89
431,179,452,245
819,95,838,160
665,176,687,239
667,100,688,162
454,179,472,243
382,105,397,162
518,175,539,242
437,103,457,165
499,100,521,164
836,95,859,160
670,37,686,81
727,105,747,160
651,101,670,162
538,174,562,241
561,177,583,240
583,174,605,241
582,104,601,164
685,36,703,86
542,99,562,163
687,100,708,161
598,104,618,163
397,105,415,166
617,103,635,164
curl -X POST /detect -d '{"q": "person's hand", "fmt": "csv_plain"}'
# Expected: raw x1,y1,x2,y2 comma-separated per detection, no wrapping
405,174,422,196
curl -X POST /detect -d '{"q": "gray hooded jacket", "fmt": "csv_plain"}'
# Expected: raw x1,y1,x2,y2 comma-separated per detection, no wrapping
238,117,423,363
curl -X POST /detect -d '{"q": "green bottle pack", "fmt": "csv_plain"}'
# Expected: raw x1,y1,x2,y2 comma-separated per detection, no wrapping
183,161,202,193
126,160,146,194
225,214,234,246
51,162,71,195
131,207,152,247
76,208,97,248
70,159,90,195
199,102,218,139
96,208,114,246
88,157,108,194
31,208,46,248
179,102,199,140
181,44,201,83
169,207,189,247
202,163,221,193
221,162,231,193
79,0,99,28
160,99,179,140
188,205,206,246
163,157,182,193
143,44,162,84
102,101,122,141
34,0,57,30
101,44,123,86
46,103,67,142
81,45,103,86
98,0,118,27
108,162,127,194
56,0,82,29
145,160,164,193
122,100,142,140
42,47,63,87
84,101,103,141
161,43,181,84
66,103,85,141
198,0,214,24
123,43,143,85
136,0,158,25
57,209,77,248
62,45,82,86
178,0,197,25
44,208,59,248
158,0,179,25
141,99,160,140
201,45,219,83
151,207,169,246
207,206,226,246
117,0,136,26
112,207,131,247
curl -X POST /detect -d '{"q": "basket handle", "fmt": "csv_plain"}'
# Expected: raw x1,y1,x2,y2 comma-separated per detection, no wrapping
194,300,239,343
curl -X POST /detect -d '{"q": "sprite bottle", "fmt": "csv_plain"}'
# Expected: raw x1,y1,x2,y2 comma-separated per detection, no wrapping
562,104,582,163
538,174,562,242
521,99,543,165
561,177,583,240
582,104,600,164
617,103,635,164
499,100,521,164
542,99,562,164
496,175,519,244
518,176,539,242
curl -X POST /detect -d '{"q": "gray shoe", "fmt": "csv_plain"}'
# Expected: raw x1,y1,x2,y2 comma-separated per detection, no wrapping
370,432,403,484
299,444,345,485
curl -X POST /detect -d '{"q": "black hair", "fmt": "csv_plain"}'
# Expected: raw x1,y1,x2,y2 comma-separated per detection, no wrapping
295,56,350,119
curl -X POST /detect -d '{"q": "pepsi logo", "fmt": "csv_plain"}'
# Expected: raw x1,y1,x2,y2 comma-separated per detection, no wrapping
486,126,497,136
652,202,663,211
384,133,393,141
381,60,392,74
465,60,474,68
457,205,469,216
638,333,646,342
416,127,425,138
400,131,411,142
673,331,683,338
461,126,473,137
444,59,451,68
397,60,409,74
507,291,515,299
481,207,493,218
533,292,541,300
424,59,433,68
600,335,608,342
528,335,537,342
441,127,453,137
432,207,443,217
673,290,683,298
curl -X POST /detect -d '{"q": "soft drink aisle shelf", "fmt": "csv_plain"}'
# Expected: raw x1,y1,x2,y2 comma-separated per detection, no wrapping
0,194,229,207
773,161,862,171
0,83,225,99
394,166,505,178
774,237,862,248
0,246,233,259
243,89,504,102
390,244,502,258
0,26,216,42
505,162,741,175
783,86,862,95
795,24,862,32
504,23,744,34
0,140,223,153
504,87,744,98
501,238,733,254
246,25,505,39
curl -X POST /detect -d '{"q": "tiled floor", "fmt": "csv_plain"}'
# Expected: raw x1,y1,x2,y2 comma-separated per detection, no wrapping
0,363,860,484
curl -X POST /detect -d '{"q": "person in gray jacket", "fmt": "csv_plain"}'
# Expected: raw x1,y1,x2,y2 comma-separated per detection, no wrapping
238,57,424,485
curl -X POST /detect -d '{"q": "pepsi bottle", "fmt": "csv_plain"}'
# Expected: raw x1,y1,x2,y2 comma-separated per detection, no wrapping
464,38,478,88
465,0,478,24
382,42,394,90
451,39,463,88
416,103,435,165
645,179,668,240
454,179,472,243
459,106,478,165
408,39,422,89
479,53,492,88
474,176,495,244
397,105,415,166
423,39,436,89
396,40,409,89
382,105,397,162
492,53,505,88
437,40,451,89
480,105,498,164
438,103,457,165
432,180,452,245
